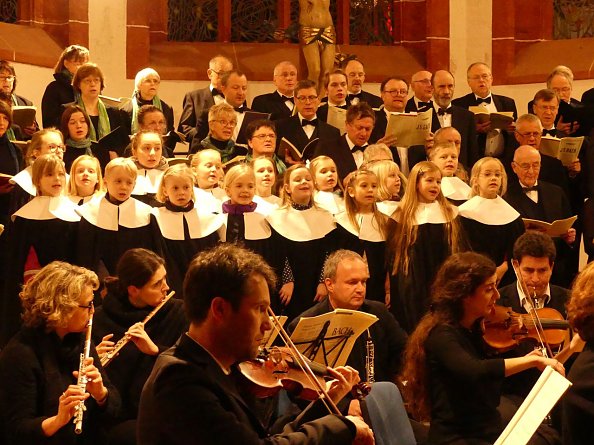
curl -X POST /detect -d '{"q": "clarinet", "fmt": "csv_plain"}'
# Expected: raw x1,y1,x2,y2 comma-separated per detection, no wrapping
74,313,93,435
365,329,375,384
100,290,175,367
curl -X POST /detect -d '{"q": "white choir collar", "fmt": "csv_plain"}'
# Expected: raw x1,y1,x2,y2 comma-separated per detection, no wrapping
314,190,345,215
394,201,458,225
253,194,281,216
13,195,80,222
152,206,224,240
266,206,335,241
458,195,520,225
75,194,152,230
441,176,472,201
218,211,272,241
377,200,399,217
10,166,35,196
335,212,386,242
132,168,164,196
194,187,223,214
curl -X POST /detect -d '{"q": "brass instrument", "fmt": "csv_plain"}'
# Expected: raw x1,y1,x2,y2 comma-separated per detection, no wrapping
100,291,175,367
74,313,93,435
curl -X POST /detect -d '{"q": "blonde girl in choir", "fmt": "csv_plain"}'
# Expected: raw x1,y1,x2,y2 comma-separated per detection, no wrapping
428,141,471,203
266,164,336,320
190,148,226,213
76,158,158,277
334,169,392,303
152,164,222,294
252,156,282,214
129,130,168,207
67,155,103,205
458,157,525,285
310,155,344,214
367,159,405,217
2,154,80,346
388,160,465,333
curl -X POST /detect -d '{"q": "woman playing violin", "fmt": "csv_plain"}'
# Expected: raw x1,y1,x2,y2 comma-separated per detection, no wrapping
401,252,564,445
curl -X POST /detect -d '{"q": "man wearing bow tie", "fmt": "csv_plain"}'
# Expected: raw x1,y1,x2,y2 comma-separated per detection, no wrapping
452,62,518,160
315,102,375,181
275,79,341,164
429,70,479,169
504,144,576,288
251,61,297,121
178,55,233,146
317,69,350,122
220,70,251,144
405,70,433,113
342,59,382,108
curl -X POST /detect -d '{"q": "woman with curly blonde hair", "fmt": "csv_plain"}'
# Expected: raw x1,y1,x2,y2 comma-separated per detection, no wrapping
0,261,120,444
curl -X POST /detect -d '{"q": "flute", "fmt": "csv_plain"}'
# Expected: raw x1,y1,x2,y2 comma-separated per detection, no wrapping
74,313,93,434
100,290,175,367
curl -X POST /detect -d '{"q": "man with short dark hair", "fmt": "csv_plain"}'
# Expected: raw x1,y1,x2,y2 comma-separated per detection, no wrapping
317,69,349,122
289,249,407,383
138,244,374,445
220,70,251,144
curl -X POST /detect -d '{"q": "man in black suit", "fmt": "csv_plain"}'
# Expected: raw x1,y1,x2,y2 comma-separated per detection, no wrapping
317,69,349,122
137,244,373,445
289,249,407,383
220,70,251,144
405,70,433,113
342,59,382,108
276,79,341,163
452,62,517,160
251,61,297,121
430,70,480,169
315,102,374,181
178,55,233,146
504,145,577,287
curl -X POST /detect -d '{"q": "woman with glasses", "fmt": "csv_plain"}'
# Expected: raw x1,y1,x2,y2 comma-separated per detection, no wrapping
0,261,120,444
42,44,90,129
93,248,185,445
191,102,247,163
0,60,39,139
245,119,286,176
1,154,81,346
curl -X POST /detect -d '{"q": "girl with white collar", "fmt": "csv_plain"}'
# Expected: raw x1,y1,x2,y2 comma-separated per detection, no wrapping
428,142,471,204
130,130,168,207
67,154,104,205
310,155,345,215
458,157,525,285
388,161,465,333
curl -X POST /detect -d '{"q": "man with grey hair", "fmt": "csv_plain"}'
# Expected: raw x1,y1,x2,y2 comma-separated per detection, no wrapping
252,61,298,121
288,249,407,383
178,55,234,145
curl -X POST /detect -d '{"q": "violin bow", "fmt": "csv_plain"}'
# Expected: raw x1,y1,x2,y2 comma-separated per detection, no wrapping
267,307,341,415
511,260,554,358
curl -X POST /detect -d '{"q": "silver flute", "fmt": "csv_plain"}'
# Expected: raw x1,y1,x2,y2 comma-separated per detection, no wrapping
74,313,93,434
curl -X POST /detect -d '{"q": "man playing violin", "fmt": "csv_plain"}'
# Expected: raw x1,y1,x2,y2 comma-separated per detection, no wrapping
137,243,374,445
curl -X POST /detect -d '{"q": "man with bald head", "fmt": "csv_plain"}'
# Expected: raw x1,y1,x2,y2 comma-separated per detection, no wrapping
452,62,518,160
429,69,479,169
179,55,234,145
504,144,576,286
252,61,297,121
405,70,433,112
342,59,382,108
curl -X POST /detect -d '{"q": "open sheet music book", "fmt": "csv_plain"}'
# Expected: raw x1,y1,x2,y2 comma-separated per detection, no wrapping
290,309,378,368
494,366,571,445
385,109,432,147
260,315,288,349
539,135,583,167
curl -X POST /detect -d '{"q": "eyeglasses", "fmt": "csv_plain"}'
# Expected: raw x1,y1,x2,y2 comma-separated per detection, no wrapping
211,69,230,76
213,119,237,127
0,76,15,82
82,78,101,85
552,87,571,94
383,89,408,96
412,79,431,85
48,144,66,152
78,301,94,311
515,131,541,139
534,104,558,112
296,95,318,102
468,74,492,81
252,133,276,140
276,72,297,78
514,162,541,171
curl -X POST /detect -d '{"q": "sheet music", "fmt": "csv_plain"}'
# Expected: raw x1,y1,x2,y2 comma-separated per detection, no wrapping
494,366,571,445
260,315,287,348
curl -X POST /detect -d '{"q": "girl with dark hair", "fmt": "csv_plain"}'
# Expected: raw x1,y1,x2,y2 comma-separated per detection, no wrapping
93,248,186,445
401,252,564,445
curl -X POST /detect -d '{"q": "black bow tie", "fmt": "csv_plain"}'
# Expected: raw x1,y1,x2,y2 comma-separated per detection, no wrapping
417,101,432,109
475,96,492,105
332,104,349,110
281,95,294,103
212,88,223,97
523,186,538,192
348,93,361,100
351,144,367,153
234,107,245,113
542,129,556,137
437,108,452,116
301,119,318,127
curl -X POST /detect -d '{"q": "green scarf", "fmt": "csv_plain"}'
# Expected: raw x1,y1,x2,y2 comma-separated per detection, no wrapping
6,127,15,141
78,98,111,142
131,91,163,134
66,137,93,156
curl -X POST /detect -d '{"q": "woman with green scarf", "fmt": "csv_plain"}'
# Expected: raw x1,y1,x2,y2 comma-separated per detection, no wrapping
71,63,128,159
41,45,89,129
122,68,174,137
60,105,110,172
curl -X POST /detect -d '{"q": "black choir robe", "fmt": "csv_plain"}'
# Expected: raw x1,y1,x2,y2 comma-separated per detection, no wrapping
177,87,216,145
251,91,294,121
275,116,341,163
430,105,480,169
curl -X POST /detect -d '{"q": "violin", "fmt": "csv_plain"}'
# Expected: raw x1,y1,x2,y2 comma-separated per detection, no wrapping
238,346,371,401
482,305,569,352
